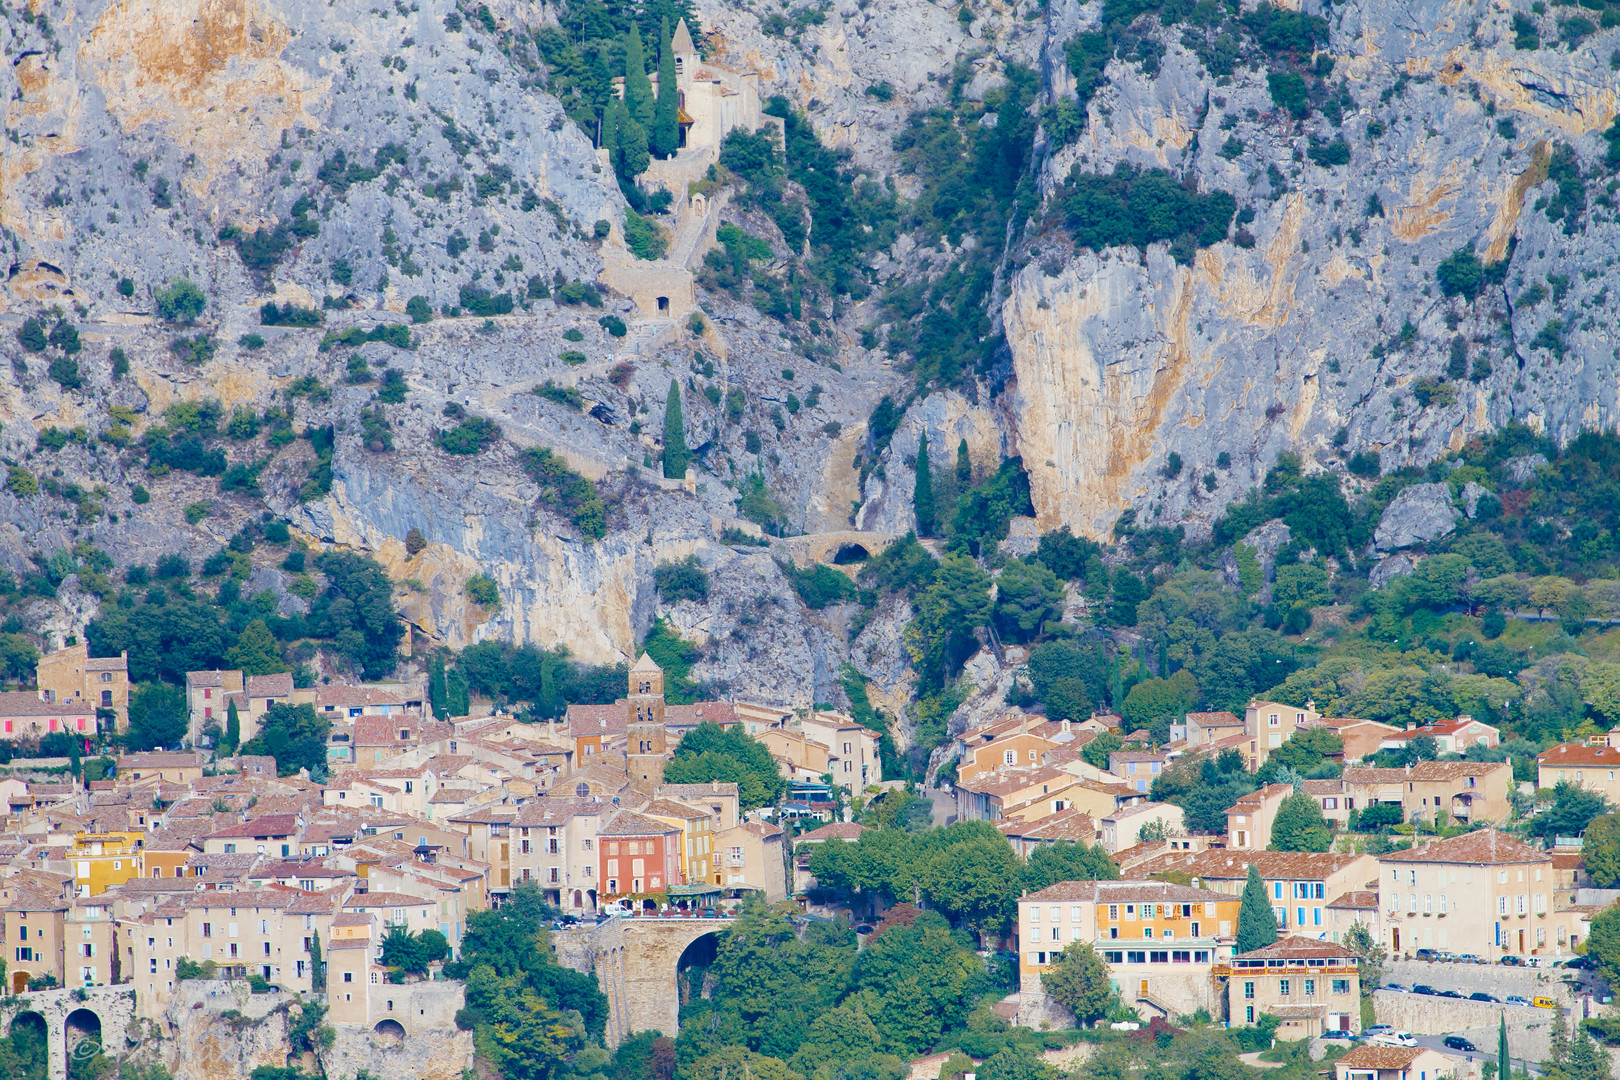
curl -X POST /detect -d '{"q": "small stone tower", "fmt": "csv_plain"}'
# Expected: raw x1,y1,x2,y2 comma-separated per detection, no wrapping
627,651,667,786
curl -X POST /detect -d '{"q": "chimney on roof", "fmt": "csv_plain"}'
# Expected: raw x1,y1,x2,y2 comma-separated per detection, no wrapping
1406,722,1416,731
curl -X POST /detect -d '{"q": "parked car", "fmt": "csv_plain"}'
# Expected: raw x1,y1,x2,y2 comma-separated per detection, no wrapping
1533,996,1558,1009
1383,984,1409,993
1320,1031,1355,1043
1505,996,1531,1007
1563,956,1596,970
1470,993,1501,1003
599,900,633,917
1438,990,1465,999
1444,1037,1479,1053
1457,954,1484,965
1415,948,1442,961
1365,1026,1395,1037
1501,955,1524,966
1412,985,1438,996
1373,1033,1418,1048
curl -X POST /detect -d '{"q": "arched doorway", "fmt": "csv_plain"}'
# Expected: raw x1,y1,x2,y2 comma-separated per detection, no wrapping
373,1018,406,1040
572,890,584,909
675,932,719,1008
7,1012,47,1076
66,1008,105,1076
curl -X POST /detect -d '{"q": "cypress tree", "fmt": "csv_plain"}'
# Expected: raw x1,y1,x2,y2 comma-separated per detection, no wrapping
1499,1012,1510,1080
1236,864,1278,953
447,667,470,718
310,929,326,992
616,101,650,180
599,97,619,154
652,17,679,159
222,699,241,755
429,654,448,720
955,438,972,485
913,432,936,536
624,24,653,125
663,379,691,479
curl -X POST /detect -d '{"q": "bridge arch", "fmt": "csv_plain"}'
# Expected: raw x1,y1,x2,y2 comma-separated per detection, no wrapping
780,532,899,572
550,917,735,1047
64,1008,103,1075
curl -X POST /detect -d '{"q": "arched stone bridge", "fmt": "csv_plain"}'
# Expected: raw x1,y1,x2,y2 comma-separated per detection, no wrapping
0,985,138,1080
780,532,900,571
552,916,733,1045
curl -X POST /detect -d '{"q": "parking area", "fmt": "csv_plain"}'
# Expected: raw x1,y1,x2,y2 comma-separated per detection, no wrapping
1384,959,1588,1003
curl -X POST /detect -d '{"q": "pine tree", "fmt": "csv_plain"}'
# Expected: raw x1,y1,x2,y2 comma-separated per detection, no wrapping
652,17,679,158
222,698,241,755
225,618,284,676
913,432,936,536
429,654,448,720
955,438,972,485
1236,864,1278,952
447,667,470,718
624,24,653,125
663,379,690,479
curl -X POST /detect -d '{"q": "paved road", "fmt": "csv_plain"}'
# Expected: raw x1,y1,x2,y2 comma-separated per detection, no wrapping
1408,1033,1542,1078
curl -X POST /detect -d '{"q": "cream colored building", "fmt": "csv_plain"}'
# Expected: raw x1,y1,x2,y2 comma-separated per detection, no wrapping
1123,849,1379,940
1227,936,1361,1036
1538,741,1620,804
5,885,68,992
1378,828,1568,959
714,820,786,900
65,898,118,987
1245,699,1319,767
1098,802,1184,855
1225,784,1293,850
186,669,245,746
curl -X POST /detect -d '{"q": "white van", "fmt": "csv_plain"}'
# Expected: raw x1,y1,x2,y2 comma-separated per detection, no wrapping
1371,1032,1417,1048
599,900,633,917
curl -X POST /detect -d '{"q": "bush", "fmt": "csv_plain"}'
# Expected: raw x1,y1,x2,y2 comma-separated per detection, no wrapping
260,301,322,327
599,314,628,337
790,563,858,608
47,355,82,389
655,555,710,603
238,332,266,350
458,284,513,317
624,210,669,260
154,278,207,323
466,574,501,608
1307,137,1350,166
521,447,607,540
1061,163,1236,261
17,316,47,352
534,381,584,410
406,295,433,323
438,415,502,455
1266,71,1309,118
1436,246,1484,300
171,334,216,365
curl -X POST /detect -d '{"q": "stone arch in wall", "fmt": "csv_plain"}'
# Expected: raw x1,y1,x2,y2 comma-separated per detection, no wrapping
373,1017,407,1040
64,1009,102,1075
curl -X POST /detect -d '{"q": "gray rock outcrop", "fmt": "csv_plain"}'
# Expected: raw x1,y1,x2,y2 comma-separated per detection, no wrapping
1374,484,1459,551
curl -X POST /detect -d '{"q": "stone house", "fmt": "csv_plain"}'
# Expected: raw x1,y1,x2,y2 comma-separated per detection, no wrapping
185,669,244,746
1244,699,1320,768
1227,936,1361,1036
1379,715,1500,756
1339,761,1513,826
5,884,68,992
35,642,129,731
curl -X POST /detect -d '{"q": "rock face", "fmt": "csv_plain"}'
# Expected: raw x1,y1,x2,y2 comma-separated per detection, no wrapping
1374,483,1459,551
1001,0,1620,539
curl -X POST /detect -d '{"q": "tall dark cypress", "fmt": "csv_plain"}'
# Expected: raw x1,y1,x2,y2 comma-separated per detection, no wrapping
663,379,691,479
955,438,972,484
623,24,653,125
652,17,679,159
913,432,936,536
1236,864,1279,953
